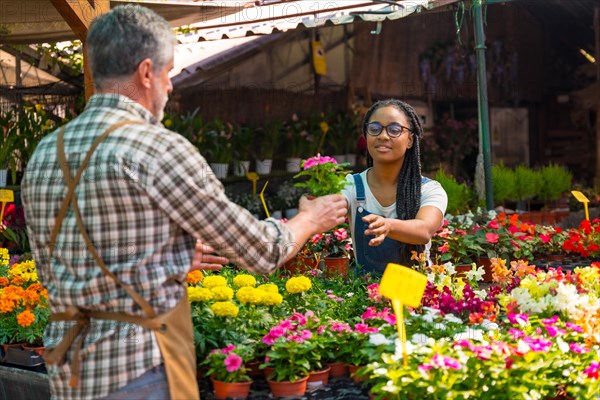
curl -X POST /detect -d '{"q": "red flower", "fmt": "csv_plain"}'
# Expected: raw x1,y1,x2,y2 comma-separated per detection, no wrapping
485,233,499,244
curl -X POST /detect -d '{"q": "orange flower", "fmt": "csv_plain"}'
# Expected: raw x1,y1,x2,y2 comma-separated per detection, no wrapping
186,270,204,285
17,309,35,327
11,275,24,286
0,297,16,313
0,277,8,287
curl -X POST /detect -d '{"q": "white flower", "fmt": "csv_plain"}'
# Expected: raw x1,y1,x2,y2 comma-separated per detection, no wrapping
465,265,485,281
346,292,354,297
412,333,430,344
556,337,569,353
369,333,392,346
444,313,463,324
480,319,499,332
453,328,486,342
473,289,488,300
443,262,456,276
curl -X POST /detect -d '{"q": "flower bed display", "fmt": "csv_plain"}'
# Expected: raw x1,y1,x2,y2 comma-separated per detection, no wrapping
1,210,599,399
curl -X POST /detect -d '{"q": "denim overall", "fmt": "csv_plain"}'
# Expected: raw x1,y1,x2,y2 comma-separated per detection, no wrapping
353,174,430,275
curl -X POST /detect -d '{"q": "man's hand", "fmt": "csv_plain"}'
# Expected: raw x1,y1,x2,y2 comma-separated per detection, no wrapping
298,194,348,233
190,240,229,271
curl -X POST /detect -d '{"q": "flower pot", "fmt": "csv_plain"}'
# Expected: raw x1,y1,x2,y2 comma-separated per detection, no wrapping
285,157,302,173
245,361,262,378
454,263,472,279
0,169,7,187
263,366,275,379
345,153,357,166
474,256,494,282
267,375,308,397
285,208,299,218
233,160,251,177
333,154,346,164
347,364,365,383
327,361,348,377
22,345,45,357
255,159,273,175
306,366,330,389
210,162,229,179
323,256,349,277
210,377,252,399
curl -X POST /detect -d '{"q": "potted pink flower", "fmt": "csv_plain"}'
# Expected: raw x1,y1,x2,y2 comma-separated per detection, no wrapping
201,344,253,399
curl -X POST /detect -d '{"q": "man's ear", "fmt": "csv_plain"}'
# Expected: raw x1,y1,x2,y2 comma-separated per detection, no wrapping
136,58,153,89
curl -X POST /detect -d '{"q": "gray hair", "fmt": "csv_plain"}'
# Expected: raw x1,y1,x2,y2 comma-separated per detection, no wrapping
87,5,175,87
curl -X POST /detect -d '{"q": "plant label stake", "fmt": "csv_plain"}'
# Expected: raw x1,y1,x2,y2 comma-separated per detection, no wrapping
571,190,590,221
378,263,428,367
259,181,270,218
246,172,260,196
0,189,14,221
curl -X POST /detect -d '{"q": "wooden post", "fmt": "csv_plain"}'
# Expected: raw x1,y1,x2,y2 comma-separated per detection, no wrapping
595,6,600,188
50,0,110,100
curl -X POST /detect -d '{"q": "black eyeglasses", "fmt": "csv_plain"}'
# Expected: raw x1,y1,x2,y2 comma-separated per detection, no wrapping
365,122,412,138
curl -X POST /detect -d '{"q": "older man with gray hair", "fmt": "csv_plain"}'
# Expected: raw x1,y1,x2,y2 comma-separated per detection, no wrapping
21,5,347,399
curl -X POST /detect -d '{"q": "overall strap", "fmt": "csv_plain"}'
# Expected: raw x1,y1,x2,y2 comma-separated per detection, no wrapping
48,120,155,318
352,173,366,204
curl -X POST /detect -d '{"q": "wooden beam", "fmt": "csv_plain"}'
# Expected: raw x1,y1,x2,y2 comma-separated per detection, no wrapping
51,1,110,100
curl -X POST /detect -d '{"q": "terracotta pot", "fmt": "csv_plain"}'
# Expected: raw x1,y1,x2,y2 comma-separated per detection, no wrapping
245,361,262,378
210,378,252,399
306,366,330,388
474,256,494,282
546,254,566,262
327,361,349,377
347,364,365,383
454,263,472,279
323,256,349,277
267,375,308,397
263,366,275,380
22,345,45,357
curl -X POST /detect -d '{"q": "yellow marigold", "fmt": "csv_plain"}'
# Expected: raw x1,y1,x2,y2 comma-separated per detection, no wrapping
9,260,38,282
0,248,9,265
188,287,213,302
257,283,279,293
232,274,257,288
285,276,312,294
235,287,264,304
210,301,239,318
17,309,35,327
260,292,283,306
210,286,234,301
202,275,228,289
187,270,204,285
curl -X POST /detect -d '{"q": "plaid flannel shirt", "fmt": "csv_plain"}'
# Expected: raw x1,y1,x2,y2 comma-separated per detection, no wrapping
21,94,296,399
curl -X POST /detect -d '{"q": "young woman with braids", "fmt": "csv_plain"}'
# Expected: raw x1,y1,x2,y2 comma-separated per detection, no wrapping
342,99,448,274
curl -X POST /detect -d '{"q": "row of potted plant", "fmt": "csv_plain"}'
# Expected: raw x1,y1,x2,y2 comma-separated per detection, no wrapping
430,208,600,267
164,110,361,166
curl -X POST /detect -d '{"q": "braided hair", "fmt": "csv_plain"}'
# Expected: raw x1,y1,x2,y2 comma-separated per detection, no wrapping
362,99,424,265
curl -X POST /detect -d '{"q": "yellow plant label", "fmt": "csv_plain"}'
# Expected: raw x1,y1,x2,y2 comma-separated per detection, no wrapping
379,263,428,308
0,189,14,203
571,190,589,203
246,172,260,195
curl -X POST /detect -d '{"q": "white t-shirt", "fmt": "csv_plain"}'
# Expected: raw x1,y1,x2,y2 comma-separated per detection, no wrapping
341,169,448,260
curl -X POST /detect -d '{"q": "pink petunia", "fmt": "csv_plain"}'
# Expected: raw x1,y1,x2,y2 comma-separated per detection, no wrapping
485,233,499,244
224,353,243,373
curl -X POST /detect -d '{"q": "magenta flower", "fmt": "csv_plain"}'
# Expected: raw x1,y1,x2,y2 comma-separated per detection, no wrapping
584,361,599,379
508,328,525,340
487,220,500,229
221,344,236,354
303,154,338,169
507,313,529,325
569,342,589,354
224,353,243,373
565,322,584,333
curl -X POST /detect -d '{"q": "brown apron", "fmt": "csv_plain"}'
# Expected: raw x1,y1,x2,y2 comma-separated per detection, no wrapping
44,120,199,400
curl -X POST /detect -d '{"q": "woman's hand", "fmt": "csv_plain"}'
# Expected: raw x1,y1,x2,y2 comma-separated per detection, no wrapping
190,240,229,271
363,214,391,246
